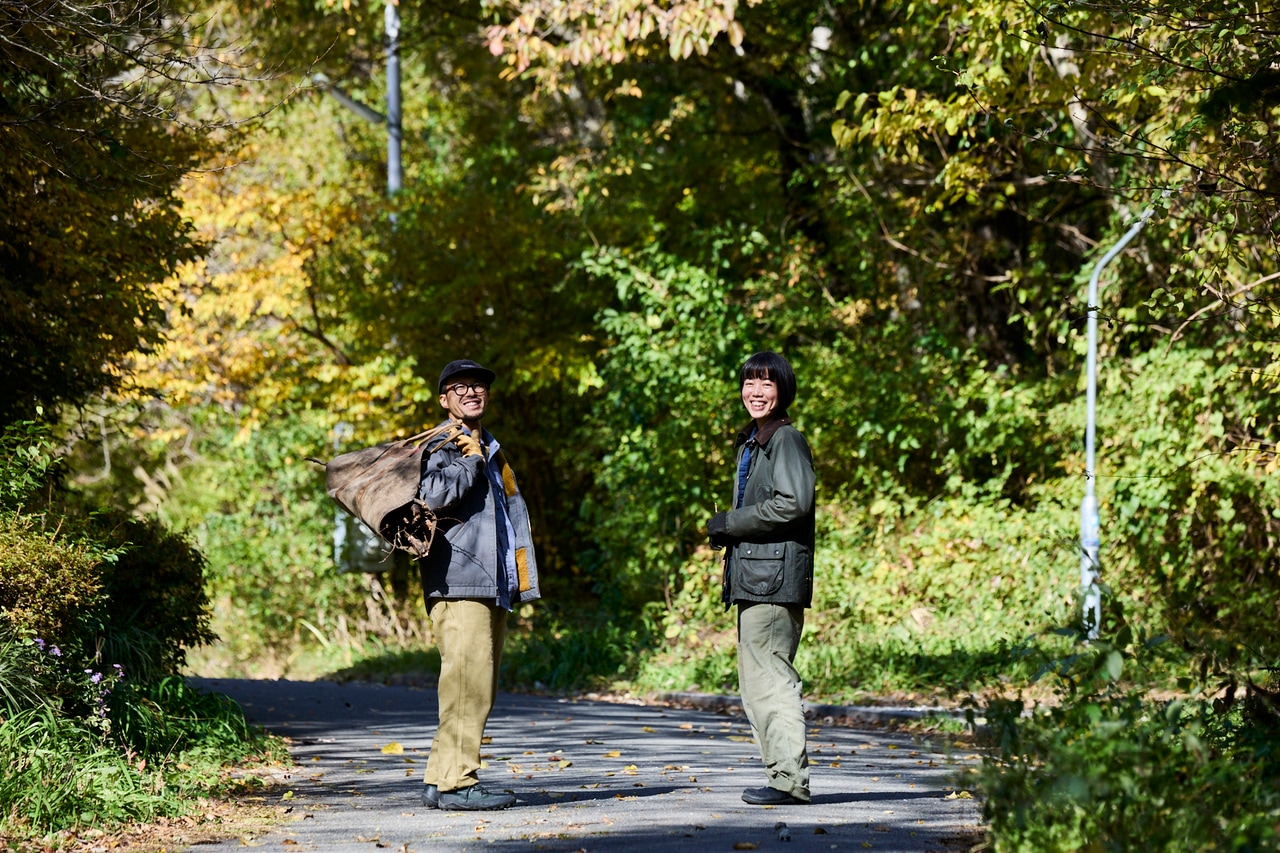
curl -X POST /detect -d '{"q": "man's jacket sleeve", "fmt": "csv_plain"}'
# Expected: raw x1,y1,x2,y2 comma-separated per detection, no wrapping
417,441,485,511
724,429,815,538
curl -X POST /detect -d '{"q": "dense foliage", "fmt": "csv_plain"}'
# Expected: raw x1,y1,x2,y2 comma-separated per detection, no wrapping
0,0,217,425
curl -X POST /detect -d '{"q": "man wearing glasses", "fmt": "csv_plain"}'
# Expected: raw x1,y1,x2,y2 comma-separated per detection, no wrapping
416,358,540,811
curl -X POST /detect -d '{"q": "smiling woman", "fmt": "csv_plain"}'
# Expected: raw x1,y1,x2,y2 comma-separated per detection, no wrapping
704,351,816,807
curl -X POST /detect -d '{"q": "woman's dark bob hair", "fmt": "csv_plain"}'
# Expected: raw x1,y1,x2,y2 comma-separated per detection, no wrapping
740,351,797,414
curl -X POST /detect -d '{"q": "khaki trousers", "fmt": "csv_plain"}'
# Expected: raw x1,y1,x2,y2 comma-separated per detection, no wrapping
424,598,507,792
737,601,810,800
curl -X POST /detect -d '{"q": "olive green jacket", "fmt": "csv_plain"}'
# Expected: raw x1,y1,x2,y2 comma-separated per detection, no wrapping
720,417,816,608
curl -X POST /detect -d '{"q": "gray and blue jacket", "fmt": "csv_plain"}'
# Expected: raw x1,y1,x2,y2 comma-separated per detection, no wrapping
417,420,540,607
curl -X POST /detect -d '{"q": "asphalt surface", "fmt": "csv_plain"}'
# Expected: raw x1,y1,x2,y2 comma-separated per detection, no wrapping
193,678,983,853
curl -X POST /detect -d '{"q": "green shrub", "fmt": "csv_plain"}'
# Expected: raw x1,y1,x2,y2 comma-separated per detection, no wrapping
1102,349,1280,680
0,508,213,690
91,511,215,679
979,610,1280,852
0,512,108,657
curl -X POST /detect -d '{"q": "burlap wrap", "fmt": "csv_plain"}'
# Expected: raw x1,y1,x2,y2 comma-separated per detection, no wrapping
313,421,463,558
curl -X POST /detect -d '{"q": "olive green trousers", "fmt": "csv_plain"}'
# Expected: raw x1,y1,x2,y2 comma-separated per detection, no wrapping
737,601,811,800
424,598,507,792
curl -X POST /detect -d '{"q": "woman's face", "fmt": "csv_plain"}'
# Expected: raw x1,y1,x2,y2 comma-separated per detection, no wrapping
741,375,779,424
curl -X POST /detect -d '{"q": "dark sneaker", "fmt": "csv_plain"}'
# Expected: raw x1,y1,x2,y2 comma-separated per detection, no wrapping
438,784,516,811
741,786,809,805
421,784,439,808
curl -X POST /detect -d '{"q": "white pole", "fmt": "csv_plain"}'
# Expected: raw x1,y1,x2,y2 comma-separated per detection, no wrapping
1080,206,1154,639
385,0,402,198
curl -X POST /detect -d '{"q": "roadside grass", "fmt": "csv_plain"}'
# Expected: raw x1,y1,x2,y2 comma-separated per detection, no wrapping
0,677,290,848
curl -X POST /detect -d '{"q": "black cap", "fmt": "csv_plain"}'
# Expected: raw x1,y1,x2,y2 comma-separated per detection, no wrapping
438,358,497,393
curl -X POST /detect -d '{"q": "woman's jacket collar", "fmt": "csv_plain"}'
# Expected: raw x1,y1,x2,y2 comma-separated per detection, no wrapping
735,414,792,449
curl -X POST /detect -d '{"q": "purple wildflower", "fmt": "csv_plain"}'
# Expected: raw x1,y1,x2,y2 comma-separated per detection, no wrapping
50,646,61,657
33,638,46,651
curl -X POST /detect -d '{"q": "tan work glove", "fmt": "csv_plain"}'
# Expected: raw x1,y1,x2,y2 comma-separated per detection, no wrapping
454,431,483,458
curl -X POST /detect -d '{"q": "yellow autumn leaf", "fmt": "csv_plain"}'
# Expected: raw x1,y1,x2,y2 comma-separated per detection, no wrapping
380,743,404,755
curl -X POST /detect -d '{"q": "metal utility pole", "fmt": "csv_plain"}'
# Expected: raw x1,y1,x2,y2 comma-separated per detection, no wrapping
312,0,402,200
1079,205,1154,639
385,0,402,197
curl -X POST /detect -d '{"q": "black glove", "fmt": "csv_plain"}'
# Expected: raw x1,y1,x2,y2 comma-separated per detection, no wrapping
707,511,731,550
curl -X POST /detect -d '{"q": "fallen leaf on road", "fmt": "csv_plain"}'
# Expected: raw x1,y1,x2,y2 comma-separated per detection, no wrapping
356,836,380,843
380,743,404,755
945,790,974,799
733,843,757,850
642,726,657,733
603,750,621,758
813,827,827,835
558,760,573,769
282,840,299,846
679,723,694,730
728,736,753,743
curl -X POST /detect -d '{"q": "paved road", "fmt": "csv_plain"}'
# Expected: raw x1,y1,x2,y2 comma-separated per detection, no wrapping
194,678,982,853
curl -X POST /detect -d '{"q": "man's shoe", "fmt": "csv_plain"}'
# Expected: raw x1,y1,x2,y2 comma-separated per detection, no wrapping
742,786,809,806
438,784,516,811
421,784,439,808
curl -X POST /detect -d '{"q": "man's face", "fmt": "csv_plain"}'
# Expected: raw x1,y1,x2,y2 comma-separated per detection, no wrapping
439,372,490,425
741,376,779,424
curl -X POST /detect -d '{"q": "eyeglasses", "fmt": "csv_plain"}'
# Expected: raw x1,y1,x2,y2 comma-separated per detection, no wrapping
445,382,490,396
